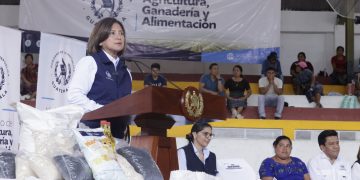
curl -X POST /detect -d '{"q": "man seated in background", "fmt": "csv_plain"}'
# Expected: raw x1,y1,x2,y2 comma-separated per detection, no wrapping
144,63,167,87
261,52,283,80
258,67,284,119
308,130,352,180
199,63,225,96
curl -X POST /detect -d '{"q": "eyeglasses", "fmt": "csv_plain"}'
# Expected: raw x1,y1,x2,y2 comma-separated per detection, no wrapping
199,131,215,139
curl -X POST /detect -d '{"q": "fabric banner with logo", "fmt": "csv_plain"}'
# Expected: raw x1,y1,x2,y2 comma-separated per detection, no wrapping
0,26,21,152
19,0,280,63
36,33,86,110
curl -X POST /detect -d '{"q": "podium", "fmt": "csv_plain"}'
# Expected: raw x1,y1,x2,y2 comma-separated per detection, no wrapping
82,86,227,180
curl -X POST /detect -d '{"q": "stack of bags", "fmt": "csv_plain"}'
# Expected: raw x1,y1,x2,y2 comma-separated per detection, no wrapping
11,103,164,180
15,102,88,180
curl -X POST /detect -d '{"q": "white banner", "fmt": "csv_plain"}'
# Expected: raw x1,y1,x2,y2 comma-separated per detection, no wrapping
36,33,86,110
19,0,280,63
0,26,21,152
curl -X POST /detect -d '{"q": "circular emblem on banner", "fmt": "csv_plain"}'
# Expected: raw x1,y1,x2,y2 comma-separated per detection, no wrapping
227,52,235,61
181,87,204,122
36,40,41,48
50,51,74,93
24,40,32,47
85,0,124,24
0,56,9,99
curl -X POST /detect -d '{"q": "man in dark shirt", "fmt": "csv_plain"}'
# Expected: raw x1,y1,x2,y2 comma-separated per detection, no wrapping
261,52,283,80
144,63,167,87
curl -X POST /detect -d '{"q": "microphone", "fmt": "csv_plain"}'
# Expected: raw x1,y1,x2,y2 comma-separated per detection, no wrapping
123,57,182,90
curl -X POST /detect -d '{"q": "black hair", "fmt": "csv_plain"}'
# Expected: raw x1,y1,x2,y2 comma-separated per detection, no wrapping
209,63,218,70
357,146,360,161
87,17,126,56
185,121,212,143
336,46,344,52
297,52,306,59
233,65,243,72
266,67,276,73
233,65,243,78
273,135,292,147
124,125,130,143
318,130,338,146
267,52,277,61
151,63,160,70
25,53,33,60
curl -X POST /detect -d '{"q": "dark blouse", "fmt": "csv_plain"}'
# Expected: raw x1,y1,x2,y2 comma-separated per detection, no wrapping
224,78,250,98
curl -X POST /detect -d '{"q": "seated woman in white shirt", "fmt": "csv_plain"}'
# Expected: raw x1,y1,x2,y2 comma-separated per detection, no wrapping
177,121,218,176
353,145,360,179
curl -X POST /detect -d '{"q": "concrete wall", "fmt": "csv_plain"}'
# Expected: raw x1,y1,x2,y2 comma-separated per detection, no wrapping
0,5,19,28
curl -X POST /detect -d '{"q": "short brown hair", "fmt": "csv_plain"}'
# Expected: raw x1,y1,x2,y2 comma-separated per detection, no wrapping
87,17,126,56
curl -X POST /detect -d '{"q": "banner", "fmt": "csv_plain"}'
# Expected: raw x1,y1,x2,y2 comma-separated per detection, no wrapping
0,26,21,152
36,33,86,110
21,30,41,53
19,0,280,63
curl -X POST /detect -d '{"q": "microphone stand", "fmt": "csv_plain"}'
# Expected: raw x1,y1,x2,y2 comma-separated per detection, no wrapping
133,60,145,74
124,57,183,90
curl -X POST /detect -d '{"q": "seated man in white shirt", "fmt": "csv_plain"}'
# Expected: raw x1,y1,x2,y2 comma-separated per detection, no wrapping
308,130,352,180
258,67,284,119
352,146,360,179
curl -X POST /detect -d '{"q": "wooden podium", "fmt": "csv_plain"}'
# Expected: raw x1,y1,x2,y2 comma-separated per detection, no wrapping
82,86,227,180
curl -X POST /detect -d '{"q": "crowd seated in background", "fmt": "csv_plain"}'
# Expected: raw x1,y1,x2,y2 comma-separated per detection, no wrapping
308,130,352,180
290,52,323,108
177,121,218,176
144,63,167,87
261,52,283,81
20,53,38,100
258,67,284,119
330,46,348,85
259,135,310,180
353,146,360,179
199,63,225,96
224,65,252,119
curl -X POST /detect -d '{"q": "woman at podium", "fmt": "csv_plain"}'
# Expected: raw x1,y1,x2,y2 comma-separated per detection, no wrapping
177,121,218,176
68,17,132,139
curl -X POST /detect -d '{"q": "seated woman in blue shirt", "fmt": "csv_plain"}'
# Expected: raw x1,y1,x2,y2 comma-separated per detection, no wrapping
259,135,310,180
177,121,218,176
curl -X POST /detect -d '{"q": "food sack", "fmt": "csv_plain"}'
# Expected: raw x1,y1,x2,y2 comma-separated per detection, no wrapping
117,147,163,180
74,128,127,180
53,154,93,180
115,154,143,180
0,151,16,179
